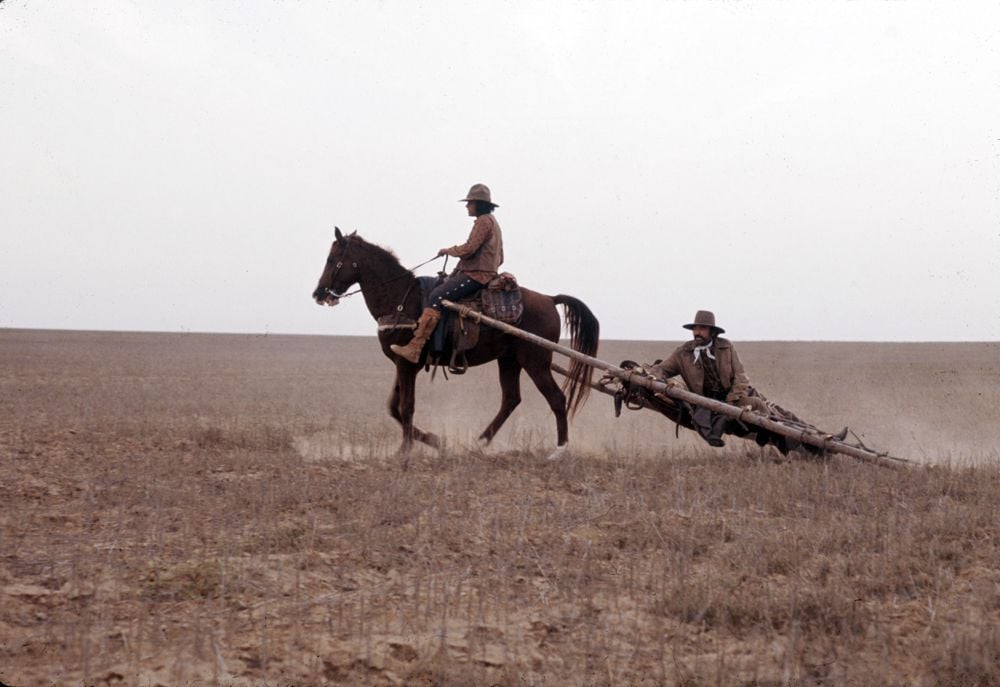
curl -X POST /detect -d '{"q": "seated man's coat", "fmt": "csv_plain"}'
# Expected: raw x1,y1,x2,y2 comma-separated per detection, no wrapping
648,337,752,406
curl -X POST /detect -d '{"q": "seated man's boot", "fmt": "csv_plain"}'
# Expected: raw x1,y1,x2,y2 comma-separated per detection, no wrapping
390,308,441,363
706,413,728,447
692,406,726,448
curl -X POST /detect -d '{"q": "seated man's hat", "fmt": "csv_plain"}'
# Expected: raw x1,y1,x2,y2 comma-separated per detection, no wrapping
459,183,498,207
683,310,725,334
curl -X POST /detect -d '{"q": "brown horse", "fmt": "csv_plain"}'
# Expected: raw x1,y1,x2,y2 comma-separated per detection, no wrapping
312,228,600,458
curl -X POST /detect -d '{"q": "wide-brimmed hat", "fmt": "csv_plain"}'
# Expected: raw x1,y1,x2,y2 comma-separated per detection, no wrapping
459,183,498,207
683,310,725,334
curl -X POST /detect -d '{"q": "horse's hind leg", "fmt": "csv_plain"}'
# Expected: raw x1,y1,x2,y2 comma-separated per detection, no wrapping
479,356,522,446
523,356,569,449
388,367,440,451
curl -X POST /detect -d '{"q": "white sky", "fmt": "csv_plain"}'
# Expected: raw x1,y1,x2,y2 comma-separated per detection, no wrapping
2,1,998,341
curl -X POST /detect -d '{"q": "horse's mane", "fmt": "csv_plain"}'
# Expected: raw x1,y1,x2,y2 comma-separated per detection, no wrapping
349,234,410,275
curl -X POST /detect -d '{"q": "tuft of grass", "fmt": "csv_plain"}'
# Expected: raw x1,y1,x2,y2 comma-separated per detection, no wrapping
191,424,292,451
143,559,222,601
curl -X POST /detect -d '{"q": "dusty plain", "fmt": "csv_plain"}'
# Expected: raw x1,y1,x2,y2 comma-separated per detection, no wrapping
1,329,999,686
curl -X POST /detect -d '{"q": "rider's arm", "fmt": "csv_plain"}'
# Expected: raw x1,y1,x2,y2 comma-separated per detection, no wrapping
647,348,682,382
440,215,493,258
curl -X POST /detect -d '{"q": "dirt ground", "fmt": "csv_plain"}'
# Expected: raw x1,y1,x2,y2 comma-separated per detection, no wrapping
1,329,998,686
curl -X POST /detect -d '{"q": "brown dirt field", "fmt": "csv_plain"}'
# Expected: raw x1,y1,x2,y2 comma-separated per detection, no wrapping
1,329,999,686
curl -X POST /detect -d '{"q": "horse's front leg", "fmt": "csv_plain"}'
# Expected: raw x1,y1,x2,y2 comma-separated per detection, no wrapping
388,364,440,453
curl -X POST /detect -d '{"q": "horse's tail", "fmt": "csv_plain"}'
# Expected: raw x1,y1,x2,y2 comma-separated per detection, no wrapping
553,294,600,418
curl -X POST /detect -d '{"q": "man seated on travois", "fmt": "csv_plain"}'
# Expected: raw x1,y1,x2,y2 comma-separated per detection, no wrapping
647,310,843,450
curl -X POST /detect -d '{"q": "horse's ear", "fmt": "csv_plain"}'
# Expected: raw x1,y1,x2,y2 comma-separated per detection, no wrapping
334,226,344,242
349,230,357,237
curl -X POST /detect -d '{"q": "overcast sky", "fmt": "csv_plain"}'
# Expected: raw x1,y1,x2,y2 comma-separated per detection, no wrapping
2,1,998,341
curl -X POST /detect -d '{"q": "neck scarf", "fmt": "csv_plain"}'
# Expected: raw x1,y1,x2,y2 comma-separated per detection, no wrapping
692,341,715,364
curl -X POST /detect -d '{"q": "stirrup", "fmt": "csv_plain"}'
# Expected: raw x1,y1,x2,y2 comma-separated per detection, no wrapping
447,349,468,375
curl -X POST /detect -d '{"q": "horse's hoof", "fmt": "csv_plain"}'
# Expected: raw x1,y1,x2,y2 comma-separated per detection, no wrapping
395,443,413,466
546,445,570,461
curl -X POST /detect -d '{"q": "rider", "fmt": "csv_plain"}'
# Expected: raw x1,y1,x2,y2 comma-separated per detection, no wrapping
390,184,504,363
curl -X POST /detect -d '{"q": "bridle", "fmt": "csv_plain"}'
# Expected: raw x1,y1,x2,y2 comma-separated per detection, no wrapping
323,236,359,297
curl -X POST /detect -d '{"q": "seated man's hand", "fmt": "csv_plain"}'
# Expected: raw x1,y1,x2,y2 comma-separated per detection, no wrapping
437,247,451,257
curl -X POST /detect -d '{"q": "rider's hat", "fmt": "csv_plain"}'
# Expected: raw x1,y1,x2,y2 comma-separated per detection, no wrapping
683,310,725,334
459,184,498,207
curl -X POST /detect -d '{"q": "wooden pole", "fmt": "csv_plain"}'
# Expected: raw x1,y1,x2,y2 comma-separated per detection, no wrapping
443,300,910,467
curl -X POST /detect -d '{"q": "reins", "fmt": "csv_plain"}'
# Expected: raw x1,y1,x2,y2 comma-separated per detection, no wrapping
324,245,442,300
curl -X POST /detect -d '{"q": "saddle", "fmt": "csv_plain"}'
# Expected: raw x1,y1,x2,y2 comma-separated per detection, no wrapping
422,273,524,374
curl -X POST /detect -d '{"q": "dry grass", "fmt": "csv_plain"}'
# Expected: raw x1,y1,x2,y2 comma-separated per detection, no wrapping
1,330,999,686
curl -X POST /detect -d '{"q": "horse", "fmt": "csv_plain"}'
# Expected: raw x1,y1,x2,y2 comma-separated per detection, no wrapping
312,227,600,459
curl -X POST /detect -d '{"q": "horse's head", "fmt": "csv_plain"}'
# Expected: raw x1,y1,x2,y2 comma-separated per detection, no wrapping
312,227,360,306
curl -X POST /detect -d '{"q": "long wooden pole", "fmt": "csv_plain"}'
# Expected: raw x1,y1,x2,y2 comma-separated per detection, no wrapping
443,300,910,467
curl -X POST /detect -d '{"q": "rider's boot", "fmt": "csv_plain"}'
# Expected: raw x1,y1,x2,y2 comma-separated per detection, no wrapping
390,308,441,363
